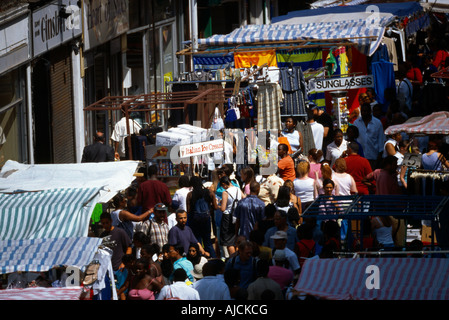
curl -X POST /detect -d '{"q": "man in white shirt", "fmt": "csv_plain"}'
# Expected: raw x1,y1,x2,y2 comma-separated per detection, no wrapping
270,231,300,274
307,103,324,153
157,268,200,300
353,103,385,170
110,116,142,160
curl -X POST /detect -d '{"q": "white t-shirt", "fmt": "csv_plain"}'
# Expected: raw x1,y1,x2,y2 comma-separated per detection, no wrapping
110,117,142,157
383,138,398,158
332,172,357,196
325,139,348,167
309,121,324,152
172,187,191,211
293,178,315,203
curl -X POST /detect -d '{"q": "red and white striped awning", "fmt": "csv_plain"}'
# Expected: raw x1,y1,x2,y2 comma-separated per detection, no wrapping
295,258,449,300
0,286,84,300
385,111,449,135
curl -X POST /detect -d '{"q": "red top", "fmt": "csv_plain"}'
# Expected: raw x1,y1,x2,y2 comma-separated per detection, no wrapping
433,50,449,69
137,179,172,212
344,154,372,195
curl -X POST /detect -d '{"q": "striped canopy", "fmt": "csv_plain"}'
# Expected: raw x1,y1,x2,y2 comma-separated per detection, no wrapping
295,258,449,300
0,188,101,241
0,286,85,300
0,237,102,274
385,111,449,135
197,2,426,56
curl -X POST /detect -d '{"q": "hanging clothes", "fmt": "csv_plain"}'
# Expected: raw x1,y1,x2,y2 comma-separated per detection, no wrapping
382,37,399,71
256,83,283,131
276,49,325,110
234,50,278,69
279,66,307,116
371,59,396,106
296,121,315,156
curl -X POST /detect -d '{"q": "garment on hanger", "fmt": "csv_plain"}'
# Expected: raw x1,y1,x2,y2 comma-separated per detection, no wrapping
279,66,307,116
371,59,396,105
297,121,315,156
382,37,399,71
389,29,406,63
234,50,278,69
256,83,283,131
277,49,325,109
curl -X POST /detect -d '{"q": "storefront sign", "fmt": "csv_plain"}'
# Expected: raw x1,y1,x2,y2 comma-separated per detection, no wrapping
32,0,82,57
83,0,129,51
311,75,374,92
179,139,224,158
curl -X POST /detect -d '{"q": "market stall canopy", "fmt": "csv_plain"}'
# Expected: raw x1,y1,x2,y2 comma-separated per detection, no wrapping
310,0,369,9
0,188,102,240
0,286,85,300
420,0,449,13
295,257,449,300
0,237,102,274
195,2,428,56
0,160,139,203
385,111,449,135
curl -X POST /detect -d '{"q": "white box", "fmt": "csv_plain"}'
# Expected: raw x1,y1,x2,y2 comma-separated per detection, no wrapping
177,124,208,142
156,131,190,146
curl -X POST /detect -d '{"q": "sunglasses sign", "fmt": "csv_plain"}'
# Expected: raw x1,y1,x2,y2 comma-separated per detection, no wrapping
311,75,374,92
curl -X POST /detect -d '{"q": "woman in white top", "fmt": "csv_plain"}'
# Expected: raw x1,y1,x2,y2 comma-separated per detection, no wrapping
280,116,303,154
332,158,358,196
219,176,242,256
293,161,315,213
383,132,402,158
371,216,394,248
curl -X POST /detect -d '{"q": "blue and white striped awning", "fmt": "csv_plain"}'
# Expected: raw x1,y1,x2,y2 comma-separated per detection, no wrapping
198,20,389,56
0,237,102,274
0,188,101,241
197,2,427,56
310,0,369,9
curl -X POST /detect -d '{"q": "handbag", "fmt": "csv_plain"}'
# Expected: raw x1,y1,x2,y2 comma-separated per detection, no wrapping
211,106,225,130
225,96,240,122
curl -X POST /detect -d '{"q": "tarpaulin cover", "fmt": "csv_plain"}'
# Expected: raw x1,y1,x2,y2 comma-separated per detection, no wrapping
385,111,449,135
0,160,139,203
295,257,449,300
0,237,102,274
0,286,84,300
198,2,426,56
0,188,101,240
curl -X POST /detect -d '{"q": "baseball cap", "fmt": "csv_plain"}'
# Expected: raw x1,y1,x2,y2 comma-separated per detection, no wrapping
154,203,168,211
270,230,288,240
308,102,318,110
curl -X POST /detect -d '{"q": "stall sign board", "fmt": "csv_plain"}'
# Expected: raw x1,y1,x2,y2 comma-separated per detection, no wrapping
179,139,224,158
312,75,374,92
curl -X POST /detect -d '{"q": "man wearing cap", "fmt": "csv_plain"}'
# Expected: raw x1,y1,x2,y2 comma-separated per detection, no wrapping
135,203,169,251
269,231,300,274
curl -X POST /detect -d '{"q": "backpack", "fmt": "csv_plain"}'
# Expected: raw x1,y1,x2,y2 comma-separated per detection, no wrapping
192,196,210,221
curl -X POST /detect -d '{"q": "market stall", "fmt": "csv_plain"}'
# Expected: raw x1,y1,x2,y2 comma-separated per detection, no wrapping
294,257,449,300
175,2,430,141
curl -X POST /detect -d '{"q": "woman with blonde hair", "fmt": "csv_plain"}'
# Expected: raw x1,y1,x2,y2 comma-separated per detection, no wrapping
293,161,316,212
332,158,358,196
